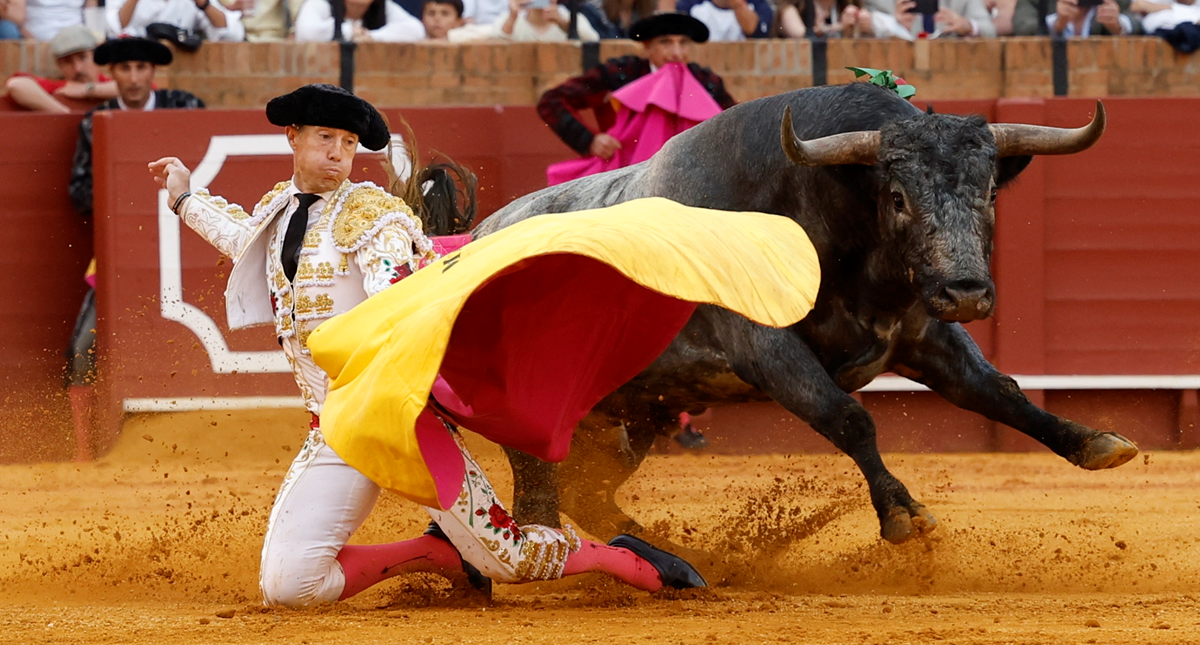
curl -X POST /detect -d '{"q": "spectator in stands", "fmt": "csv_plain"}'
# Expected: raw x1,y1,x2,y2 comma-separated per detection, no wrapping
18,0,95,41
107,0,246,40
1047,0,1140,34
1135,0,1200,32
463,0,508,24
5,25,115,113
497,0,599,40
577,0,662,38
768,0,905,36
422,0,465,37
223,0,305,41
988,0,1018,33
677,0,772,40
864,0,996,37
295,0,424,41
1011,0,1140,34
1,0,25,38
537,12,733,159
770,0,884,37
65,37,204,460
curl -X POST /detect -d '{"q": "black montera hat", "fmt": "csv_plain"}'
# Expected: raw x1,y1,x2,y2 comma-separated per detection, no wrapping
93,37,173,66
266,84,390,151
628,12,709,44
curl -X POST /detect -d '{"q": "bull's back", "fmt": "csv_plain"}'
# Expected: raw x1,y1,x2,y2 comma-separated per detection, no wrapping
475,164,653,237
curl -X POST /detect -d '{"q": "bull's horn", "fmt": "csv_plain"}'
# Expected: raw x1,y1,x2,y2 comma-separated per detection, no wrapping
781,106,881,167
989,101,1106,157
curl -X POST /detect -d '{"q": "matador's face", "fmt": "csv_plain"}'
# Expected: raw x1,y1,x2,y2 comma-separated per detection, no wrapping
287,125,358,194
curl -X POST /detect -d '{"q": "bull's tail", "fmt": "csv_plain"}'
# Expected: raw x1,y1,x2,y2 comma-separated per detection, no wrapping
381,117,478,237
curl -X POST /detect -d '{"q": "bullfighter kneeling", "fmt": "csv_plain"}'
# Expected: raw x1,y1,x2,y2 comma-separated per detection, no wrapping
147,84,712,606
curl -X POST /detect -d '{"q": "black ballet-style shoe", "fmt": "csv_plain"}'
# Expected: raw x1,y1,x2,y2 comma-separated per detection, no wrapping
424,521,493,596
608,534,707,589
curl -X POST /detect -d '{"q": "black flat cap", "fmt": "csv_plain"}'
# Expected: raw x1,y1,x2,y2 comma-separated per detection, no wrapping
266,84,390,151
93,37,173,66
628,12,709,43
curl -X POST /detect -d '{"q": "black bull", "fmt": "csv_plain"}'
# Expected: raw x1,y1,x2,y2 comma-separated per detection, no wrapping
473,82,1139,545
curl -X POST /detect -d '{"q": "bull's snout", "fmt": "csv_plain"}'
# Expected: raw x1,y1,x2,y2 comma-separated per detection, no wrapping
930,279,995,322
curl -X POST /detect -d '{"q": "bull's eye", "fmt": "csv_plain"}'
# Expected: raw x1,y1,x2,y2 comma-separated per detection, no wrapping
891,192,905,211
990,187,998,203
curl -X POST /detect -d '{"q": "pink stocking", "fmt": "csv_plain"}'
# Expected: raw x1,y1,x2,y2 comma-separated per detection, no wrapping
336,535,463,600
561,540,663,591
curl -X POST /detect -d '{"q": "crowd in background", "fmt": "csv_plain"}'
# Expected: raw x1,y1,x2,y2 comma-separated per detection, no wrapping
3,0,1200,47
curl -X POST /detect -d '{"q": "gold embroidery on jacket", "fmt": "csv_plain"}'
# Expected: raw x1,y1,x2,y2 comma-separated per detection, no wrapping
314,294,334,316
332,189,418,249
294,295,314,316
257,181,291,212
294,259,315,283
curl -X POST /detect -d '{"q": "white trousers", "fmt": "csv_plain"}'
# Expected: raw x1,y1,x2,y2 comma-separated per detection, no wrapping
259,426,577,607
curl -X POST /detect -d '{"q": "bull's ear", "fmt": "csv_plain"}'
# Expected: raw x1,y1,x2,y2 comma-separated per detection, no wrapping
996,155,1033,188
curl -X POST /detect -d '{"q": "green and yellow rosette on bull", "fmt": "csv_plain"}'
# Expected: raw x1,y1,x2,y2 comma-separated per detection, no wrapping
847,67,916,100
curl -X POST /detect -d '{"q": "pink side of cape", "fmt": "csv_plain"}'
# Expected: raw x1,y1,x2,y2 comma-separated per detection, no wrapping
546,62,722,186
415,254,697,509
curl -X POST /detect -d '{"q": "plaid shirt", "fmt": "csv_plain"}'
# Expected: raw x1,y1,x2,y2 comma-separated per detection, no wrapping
537,55,736,156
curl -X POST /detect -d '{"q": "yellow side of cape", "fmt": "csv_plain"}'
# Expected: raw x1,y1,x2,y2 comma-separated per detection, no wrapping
308,197,822,507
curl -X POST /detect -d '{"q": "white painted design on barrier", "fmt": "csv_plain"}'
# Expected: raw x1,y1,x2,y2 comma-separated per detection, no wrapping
124,396,306,413
158,135,294,374
862,374,1200,392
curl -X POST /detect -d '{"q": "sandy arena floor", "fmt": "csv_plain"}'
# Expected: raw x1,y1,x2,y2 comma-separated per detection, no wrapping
2,409,1199,644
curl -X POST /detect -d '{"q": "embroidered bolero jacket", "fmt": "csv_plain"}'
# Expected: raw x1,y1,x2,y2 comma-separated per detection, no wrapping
177,179,435,352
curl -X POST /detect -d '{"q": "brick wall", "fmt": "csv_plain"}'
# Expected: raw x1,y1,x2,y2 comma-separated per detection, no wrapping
3,37,1198,109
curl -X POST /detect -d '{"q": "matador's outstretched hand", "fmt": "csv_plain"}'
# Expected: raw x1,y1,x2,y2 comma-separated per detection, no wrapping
147,157,192,209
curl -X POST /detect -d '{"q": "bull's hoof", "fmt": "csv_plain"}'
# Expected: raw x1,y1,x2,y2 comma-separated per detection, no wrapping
880,503,938,545
1074,432,1139,470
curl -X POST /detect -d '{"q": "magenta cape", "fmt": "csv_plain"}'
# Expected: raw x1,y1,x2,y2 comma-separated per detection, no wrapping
546,62,723,186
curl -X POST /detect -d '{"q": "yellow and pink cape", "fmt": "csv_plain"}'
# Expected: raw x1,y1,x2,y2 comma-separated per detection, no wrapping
308,197,822,509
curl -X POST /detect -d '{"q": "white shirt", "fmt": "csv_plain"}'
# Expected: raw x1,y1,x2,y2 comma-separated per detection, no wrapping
270,186,334,410
106,0,246,41
492,6,599,42
293,0,424,42
688,0,745,41
446,21,501,41
25,0,84,41
1141,0,1200,32
463,0,507,25
116,91,157,111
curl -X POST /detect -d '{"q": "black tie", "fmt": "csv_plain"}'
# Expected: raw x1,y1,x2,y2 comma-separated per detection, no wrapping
282,193,320,283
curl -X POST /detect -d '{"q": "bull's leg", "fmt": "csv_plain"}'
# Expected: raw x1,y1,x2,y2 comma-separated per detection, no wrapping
503,446,562,528
557,415,661,540
715,315,936,544
895,322,1138,469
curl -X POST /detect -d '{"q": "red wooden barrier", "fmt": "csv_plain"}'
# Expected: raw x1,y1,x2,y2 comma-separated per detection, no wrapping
2,97,1198,462
0,112,93,463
